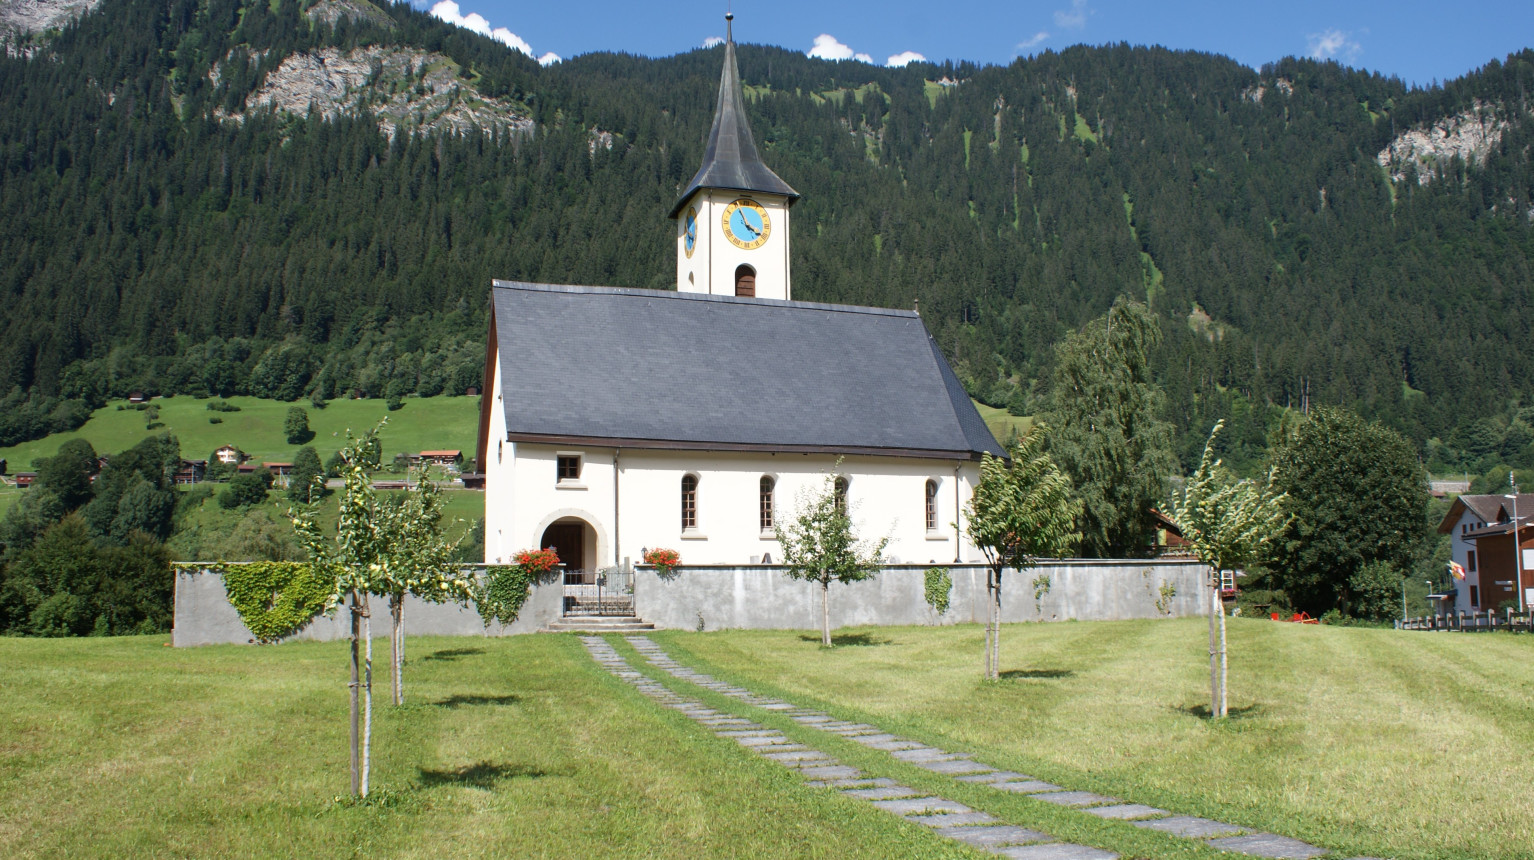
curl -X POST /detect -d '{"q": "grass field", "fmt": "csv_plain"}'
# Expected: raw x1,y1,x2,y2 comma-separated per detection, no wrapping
0,395,482,471
0,635,969,859
663,620,1534,860
3,622,1529,859
0,487,18,517
971,400,1032,445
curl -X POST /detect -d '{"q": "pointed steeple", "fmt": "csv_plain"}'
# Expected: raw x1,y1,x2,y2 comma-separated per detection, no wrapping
669,13,799,218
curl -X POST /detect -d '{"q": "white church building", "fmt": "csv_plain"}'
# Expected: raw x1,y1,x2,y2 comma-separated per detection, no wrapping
476,19,1003,576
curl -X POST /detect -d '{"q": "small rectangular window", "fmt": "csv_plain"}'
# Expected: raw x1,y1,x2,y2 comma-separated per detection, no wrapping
557,455,581,482
1468,551,1477,572
1470,585,1480,607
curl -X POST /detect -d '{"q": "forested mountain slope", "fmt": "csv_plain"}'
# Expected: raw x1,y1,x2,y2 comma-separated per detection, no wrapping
1,0,1532,473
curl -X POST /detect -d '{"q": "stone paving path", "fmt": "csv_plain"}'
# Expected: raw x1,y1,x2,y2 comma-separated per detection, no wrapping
579,636,1117,860
618,635,1363,860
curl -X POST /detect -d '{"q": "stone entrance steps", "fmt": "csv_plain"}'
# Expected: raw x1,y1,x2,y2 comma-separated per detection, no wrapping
544,614,656,633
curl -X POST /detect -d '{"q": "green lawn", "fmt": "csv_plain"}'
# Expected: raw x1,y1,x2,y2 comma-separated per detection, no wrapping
0,395,481,471
659,620,1534,860
971,399,1032,445
0,487,19,517
0,635,961,859
3,622,1528,859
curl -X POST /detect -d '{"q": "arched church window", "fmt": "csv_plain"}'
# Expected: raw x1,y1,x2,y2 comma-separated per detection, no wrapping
833,476,849,514
682,474,699,530
734,265,756,298
925,479,938,531
760,476,775,532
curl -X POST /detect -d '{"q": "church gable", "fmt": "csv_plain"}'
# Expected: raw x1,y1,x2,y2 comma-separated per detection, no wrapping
488,280,1001,459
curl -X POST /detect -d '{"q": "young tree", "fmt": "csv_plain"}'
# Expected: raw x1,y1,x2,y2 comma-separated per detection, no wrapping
965,424,1081,680
372,476,468,706
1042,298,1176,558
287,446,325,504
1167,422,1289,718
1268,408,1429,615
284,406,312,445
776,472,888,647
290,424,470,796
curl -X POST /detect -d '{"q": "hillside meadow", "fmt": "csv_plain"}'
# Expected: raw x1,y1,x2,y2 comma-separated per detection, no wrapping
2,620,1530,859
0,395,481,473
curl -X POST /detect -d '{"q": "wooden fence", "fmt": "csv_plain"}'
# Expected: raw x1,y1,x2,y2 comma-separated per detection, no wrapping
1398,608,1534,633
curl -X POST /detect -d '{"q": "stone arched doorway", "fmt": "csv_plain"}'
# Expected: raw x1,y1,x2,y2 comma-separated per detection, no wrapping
540,517,598,583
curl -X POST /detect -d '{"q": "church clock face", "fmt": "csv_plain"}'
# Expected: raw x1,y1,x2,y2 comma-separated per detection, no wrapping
721,198,771,250
684,206,698,258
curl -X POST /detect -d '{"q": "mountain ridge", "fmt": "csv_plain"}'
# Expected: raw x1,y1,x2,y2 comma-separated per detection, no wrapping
0,0,1531,476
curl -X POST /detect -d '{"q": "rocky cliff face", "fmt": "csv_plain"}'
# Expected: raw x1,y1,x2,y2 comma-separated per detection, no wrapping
220,45,533,139
1377,100,1517,184
0,0,99,53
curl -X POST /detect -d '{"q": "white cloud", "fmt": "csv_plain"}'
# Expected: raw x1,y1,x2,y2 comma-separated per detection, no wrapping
808,34,872,64
1054,0,1088,29
886,50,926,68
537,52,561,66
1017,31,1050,50
703,36,725,48
1307,28,1362,62
429,1,543,59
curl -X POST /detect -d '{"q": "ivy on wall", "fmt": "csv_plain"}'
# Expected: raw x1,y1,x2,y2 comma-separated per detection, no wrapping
475,565,538,627
923,566,953,615
208,562,334,643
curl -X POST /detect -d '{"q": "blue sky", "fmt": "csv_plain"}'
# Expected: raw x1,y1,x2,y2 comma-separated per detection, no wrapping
411,0,1531,88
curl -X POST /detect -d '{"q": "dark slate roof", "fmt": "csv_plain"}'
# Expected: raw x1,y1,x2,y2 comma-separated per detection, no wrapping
668,28,799,218
489,281,1002,459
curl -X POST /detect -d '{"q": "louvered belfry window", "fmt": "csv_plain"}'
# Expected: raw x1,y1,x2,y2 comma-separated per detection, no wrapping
681,475,698,530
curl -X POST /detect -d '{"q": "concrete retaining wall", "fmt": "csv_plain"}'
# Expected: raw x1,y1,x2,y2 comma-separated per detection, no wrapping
174,559,1211,644
171,566,563,647
633,560,1210,632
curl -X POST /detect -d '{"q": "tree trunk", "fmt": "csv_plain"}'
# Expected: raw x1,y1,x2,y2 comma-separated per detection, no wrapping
991,569,1002,680
390,594,404,706
1208,574,1219,719
348,590,360,797
1218,589,1229,718
362,594,373,798
821,576,831,647
983,567,994,679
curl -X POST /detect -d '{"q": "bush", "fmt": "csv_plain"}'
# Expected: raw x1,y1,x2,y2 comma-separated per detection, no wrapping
205,400,241,412
208,416,222,424
218,473,271,509
1349,560,1403,622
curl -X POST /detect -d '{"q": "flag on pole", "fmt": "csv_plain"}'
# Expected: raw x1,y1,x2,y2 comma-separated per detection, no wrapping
1448,561,1466,581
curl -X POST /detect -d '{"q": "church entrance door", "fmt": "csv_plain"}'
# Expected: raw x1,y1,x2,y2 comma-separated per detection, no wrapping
541,521,586,584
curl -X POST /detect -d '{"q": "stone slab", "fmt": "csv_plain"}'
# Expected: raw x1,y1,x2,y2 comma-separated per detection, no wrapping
909,811,1000,827
997,844,1118,860
851,733,901,745
934,825,1051,847
870,797,971,815
861,739,927,751
798,765,863,780
1205,834,1330,859
993,780,1063,794
1030,791,1119,808
957,771,1032,784
735,735,792,747
1083,804,1168,820
762,750,831,763
916,759,994,775
805,777,896,789
1134,816,1245,838
892,747,959,762
715,729,771,737
842,786,921,800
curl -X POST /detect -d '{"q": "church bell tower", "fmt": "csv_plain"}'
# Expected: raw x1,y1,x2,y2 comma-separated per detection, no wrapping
672,14,799,300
